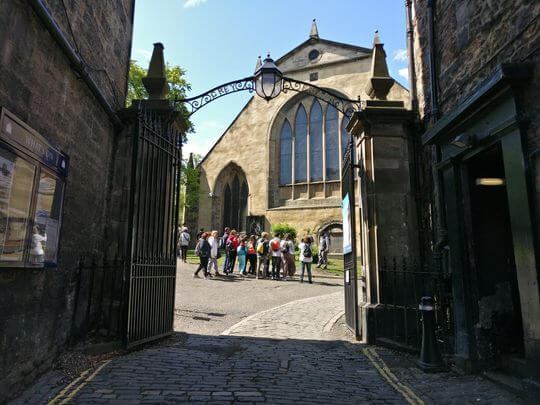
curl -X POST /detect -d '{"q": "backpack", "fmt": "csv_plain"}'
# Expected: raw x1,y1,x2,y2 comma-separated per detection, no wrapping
195,240,202,257
257,241,264,254
226,240,234,252
303,244,312,258
271,240,280,252
280,242,289,254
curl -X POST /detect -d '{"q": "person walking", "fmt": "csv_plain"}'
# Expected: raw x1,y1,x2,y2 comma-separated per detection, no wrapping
246,235,258,275
221,227,230,274
256,232,270,279
178,226,190,263
193,232,211,278
299,236,313,283
207,230,221,276
270,233,282,280
317,232,330,269
237,238,248,275
225,230,239,274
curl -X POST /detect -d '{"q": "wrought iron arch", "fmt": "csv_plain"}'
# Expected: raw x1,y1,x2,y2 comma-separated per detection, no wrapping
176,76,362,117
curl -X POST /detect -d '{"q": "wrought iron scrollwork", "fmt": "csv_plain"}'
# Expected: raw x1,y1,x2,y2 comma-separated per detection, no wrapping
178,77,255,116
281,77,361,118
176,75,362,118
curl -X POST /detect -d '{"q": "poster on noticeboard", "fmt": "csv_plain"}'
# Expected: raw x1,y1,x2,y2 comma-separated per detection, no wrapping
342,193,352,254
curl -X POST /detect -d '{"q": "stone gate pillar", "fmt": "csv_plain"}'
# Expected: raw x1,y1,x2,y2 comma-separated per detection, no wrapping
348,32,420,344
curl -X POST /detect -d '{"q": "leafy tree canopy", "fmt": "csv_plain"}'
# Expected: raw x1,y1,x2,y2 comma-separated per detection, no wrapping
126,60,194,134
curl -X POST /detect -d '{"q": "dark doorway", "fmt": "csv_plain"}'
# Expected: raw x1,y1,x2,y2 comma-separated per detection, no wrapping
467,144,524,359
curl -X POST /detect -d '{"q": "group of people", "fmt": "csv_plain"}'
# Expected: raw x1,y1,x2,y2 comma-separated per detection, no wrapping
177,224,331,284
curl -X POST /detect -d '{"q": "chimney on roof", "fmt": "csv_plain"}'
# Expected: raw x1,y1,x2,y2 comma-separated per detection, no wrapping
310,18,319,39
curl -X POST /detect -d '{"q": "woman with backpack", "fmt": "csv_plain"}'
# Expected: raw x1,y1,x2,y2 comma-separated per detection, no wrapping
299,236,314,283
246,235,258,275
256,232,270,279
225,230,239,275
270,233,282,280
194,232,211,278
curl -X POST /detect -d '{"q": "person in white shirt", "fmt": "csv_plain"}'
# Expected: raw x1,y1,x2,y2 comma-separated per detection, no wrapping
207,230,221,276
30,225,47,264
270,233,282,280
299,236,313,283
178,227,190,263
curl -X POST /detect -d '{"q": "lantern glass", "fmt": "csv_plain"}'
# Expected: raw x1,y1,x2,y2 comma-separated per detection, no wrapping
254,55,282,101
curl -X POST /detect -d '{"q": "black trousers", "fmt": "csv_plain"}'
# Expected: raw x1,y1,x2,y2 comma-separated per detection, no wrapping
271,256,281,279
194,256,208,276
227,251,237,273
247,254,257,274
180,246,188,261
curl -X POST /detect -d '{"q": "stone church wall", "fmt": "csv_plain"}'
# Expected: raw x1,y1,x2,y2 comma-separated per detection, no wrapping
0,0,133,398
197,45,409,238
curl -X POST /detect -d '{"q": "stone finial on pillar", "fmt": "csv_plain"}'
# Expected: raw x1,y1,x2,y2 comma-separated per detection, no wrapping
254,55,262,73
310,18,319,39
142,42,169,100
365,31,394,100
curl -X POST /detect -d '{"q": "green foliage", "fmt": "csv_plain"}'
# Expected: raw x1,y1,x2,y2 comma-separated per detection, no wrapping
126,60,194,133
178,154,202,221
271,223,297,240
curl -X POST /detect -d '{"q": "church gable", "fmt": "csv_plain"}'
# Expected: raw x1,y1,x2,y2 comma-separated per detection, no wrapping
277,38,371,73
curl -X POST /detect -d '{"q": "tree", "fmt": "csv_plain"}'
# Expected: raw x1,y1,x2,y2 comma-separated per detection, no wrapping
126,60,194,133
178,153,202,223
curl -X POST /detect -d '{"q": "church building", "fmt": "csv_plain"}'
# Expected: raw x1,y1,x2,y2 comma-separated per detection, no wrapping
194,21,409,251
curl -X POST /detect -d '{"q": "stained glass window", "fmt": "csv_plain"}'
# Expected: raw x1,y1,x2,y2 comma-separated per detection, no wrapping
294,105,307,183
325,106,339,180
309,101,323,181
279,120,292,185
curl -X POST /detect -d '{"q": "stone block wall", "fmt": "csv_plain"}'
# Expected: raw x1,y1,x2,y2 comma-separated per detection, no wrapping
412,0,540,246
0,0,133,399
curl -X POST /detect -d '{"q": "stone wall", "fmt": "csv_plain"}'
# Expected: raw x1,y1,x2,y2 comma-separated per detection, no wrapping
0,0,133,399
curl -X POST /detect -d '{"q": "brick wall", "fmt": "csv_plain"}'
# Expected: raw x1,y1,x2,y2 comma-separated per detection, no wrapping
0,0,133,399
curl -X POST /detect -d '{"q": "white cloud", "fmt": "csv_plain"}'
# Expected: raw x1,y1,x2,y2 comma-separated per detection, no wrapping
398,68,409,80
393,49,408,62
134,48,152,63
184,0,208,8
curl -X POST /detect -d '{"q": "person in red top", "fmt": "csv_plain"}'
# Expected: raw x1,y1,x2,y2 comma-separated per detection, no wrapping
225,230,239,275
246,235,258,275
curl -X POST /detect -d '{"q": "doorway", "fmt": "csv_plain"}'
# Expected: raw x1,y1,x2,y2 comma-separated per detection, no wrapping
466,144,524,359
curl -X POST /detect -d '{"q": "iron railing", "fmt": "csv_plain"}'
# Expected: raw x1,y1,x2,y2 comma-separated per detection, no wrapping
375,256,454,354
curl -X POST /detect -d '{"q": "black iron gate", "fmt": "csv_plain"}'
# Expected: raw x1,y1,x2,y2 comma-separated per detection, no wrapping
342,138,359,337
124,109,182,347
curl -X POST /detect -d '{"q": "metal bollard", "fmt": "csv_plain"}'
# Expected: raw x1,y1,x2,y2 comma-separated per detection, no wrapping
416,296,445,372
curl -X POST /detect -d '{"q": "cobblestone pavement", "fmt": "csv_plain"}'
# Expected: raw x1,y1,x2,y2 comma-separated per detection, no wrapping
36,291,411,404
14,263,520,404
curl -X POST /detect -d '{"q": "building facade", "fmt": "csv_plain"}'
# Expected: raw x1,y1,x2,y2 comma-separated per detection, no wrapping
0,0,134,399
194,22,409,246
411,0,540,393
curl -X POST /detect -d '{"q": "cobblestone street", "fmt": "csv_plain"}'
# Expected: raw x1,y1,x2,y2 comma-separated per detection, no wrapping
15,262,520,404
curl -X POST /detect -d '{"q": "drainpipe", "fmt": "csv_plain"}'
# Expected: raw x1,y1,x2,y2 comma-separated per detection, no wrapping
28,0,124,128
405,0,418,111
426,0,447,270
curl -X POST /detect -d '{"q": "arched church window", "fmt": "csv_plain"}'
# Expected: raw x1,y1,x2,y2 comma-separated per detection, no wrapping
223,184,232,228
309,101,323,181
231,175,239,230
341,115,350,156
279,120,292,185
325,106,339,180
294,105,307,183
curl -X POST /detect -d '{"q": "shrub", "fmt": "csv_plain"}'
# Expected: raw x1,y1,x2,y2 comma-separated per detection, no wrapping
271,222,297,240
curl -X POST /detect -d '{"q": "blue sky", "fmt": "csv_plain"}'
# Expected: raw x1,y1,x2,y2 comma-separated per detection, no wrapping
131,0,409,157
